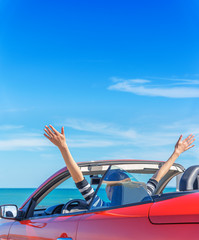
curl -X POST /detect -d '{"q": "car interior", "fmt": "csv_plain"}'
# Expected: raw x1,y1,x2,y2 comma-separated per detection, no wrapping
22,161,199,219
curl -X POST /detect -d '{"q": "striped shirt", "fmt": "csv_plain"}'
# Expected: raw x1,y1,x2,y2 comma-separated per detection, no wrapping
76,178,158,208
146,178,158,195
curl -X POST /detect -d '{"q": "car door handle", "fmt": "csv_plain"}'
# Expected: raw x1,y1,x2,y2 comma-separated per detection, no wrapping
57,238,72,240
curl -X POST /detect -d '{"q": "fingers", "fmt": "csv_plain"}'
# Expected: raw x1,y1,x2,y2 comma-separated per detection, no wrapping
185,144,195,151
182,133,196,151
44,125,66,148
44,128,51,138
61,126,65,135
183,134,194,143
45,125,54,137
175,133,196,154
183,134,195,148
177,135,183,144
187,138,195,146
187,135,195,144
44,125,65,138
44,133,52,141
49,125,59,135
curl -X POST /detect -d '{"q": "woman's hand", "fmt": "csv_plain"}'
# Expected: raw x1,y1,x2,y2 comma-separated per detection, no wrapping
152,134,196,183
44,125,67,149
174,134,195,156
44,124,84,183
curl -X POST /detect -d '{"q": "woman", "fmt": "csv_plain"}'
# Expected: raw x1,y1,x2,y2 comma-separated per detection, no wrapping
44,125,195,207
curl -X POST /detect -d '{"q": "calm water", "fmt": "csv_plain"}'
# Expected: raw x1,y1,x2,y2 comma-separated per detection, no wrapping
0,187,176,208
0,188,82,207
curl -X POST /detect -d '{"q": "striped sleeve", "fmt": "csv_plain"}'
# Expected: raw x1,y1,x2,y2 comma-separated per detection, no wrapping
146,178,158,196
75,178,95,204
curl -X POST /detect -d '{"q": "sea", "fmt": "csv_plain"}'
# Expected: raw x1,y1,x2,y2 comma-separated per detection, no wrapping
0,187,176,208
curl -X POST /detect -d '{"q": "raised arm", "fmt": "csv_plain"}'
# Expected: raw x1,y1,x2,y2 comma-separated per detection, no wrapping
152,134,195,182
44,125,84,183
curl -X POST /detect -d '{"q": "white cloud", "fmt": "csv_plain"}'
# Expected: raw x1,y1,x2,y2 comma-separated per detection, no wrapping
174,80,199,85
63,119,184,148
68,138,122,148
62,118,199,153
103,148,173,161
111,77,150,84
0,119,197,151
64,119,137,139
0,138,50,151
147,77,199,85
108,77,199,98
162,120,199,136
0,136,126,150
3,108,28,113
0,125,24,130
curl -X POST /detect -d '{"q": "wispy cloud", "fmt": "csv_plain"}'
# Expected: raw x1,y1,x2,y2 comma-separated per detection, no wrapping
0,135,125,150
64,119,137,139
0,125,24,131
173,80,199,85
162,120,199,137
68,138,122,148
108,77,199,98
3,108,28,113
0,119,197,151
63,119,183,147
0,138,50,151
146,77,199,85
111,77,150,84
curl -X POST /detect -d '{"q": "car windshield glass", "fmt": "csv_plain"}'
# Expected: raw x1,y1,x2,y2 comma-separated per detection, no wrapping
90,165,152,210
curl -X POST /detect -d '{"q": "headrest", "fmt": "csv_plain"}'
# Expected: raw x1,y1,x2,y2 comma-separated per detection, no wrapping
179,165,199,191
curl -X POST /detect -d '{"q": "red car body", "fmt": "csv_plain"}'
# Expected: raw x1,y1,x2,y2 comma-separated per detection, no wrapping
0,159,199,240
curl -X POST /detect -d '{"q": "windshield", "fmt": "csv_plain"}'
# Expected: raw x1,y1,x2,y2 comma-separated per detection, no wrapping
90,165,152,210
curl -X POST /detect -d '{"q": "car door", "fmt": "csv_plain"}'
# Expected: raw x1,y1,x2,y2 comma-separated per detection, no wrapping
8,173,90,240
0,218,15,239
8,214,81,240
77,202,153,240
76,164,154,240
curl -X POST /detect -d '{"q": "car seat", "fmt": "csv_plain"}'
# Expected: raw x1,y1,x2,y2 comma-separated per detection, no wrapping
179,165,199,191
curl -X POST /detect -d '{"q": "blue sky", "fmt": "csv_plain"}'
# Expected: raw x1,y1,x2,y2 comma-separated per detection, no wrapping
1,0,199,187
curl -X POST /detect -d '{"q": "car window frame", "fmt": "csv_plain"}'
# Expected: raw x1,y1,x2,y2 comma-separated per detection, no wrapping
20,160,184,220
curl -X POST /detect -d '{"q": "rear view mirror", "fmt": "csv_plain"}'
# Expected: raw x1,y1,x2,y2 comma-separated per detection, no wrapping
90,175,101,185
0,204,18,219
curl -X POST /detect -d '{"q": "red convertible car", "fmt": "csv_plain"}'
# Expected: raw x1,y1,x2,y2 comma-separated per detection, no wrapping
0,159,199,240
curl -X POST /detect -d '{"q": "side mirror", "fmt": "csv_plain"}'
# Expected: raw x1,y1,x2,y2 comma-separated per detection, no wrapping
0,204,18,219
